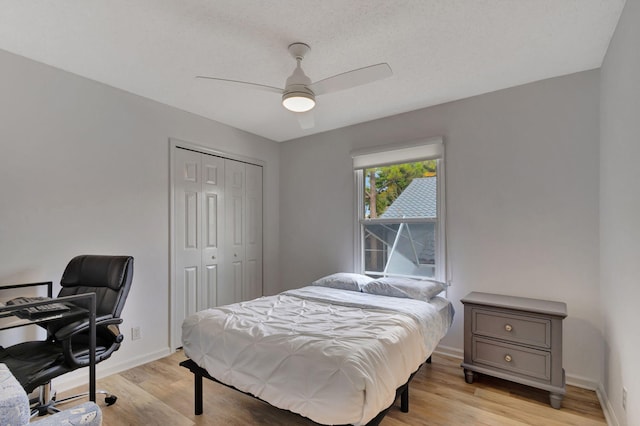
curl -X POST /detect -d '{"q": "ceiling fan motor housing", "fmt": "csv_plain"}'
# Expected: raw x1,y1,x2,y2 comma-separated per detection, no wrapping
282,85,315,112
282,46,315,112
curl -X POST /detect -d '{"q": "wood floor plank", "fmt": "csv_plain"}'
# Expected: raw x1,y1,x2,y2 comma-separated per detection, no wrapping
80,374,192,426
49,351,606,425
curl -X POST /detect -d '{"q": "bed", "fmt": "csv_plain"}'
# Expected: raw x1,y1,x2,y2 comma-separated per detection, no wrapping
181,274,454,425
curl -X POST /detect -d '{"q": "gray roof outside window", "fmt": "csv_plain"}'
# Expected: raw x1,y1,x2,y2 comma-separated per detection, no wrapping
379,177,437,219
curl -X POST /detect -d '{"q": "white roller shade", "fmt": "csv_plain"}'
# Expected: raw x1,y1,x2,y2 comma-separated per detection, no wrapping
351,136,443,169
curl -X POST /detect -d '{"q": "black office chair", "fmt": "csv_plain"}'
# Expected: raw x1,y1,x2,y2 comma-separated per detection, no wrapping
0,255,133,415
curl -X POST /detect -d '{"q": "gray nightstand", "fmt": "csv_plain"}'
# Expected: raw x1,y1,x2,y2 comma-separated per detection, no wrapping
461,292,567,409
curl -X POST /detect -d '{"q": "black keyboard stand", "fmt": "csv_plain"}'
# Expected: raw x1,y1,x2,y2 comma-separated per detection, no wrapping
0,282,97,402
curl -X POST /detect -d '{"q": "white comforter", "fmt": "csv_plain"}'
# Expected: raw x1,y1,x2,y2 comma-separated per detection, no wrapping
182,286,453,425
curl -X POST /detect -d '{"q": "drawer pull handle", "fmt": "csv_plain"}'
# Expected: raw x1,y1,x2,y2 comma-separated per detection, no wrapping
504,324,513,332
504,354,512,362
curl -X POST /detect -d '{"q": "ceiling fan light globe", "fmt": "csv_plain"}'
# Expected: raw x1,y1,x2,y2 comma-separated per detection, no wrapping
282,92,316,112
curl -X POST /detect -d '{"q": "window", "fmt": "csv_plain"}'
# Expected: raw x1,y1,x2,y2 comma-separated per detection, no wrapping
352,138,445,281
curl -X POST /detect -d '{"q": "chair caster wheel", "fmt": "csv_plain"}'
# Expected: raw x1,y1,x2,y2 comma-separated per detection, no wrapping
105,395,117,406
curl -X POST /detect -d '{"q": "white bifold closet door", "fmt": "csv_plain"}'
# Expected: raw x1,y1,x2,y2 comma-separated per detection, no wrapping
243,163,263,301
174,147,262,345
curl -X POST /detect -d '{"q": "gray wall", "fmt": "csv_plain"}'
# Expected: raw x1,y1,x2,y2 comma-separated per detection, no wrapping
600,0,640,424
0,48,280,383
280,70,602,386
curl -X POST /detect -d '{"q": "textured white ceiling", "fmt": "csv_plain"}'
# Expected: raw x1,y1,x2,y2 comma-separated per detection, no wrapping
0,1,626,142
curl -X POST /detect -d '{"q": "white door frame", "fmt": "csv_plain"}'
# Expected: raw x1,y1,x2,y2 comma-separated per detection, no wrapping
169,138,264,351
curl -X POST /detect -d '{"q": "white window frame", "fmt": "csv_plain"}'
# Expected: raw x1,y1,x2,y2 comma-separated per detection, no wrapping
352,137,447,283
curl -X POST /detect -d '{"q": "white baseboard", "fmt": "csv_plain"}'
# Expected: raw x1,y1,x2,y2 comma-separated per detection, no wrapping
565,372,599,390
564,372,620,426
434,344,463,359
596,384,619,426
51,347,172,394
565,373,618,426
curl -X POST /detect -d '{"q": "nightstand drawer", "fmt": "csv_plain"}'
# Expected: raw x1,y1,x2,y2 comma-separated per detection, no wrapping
472,308,551,348
473,337,550,381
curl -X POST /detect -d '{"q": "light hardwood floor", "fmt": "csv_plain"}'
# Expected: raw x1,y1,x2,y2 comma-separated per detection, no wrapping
56,351,607,425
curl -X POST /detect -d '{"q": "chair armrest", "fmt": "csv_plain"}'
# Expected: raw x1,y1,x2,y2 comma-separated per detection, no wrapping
59,317,124,368
53,315,119,341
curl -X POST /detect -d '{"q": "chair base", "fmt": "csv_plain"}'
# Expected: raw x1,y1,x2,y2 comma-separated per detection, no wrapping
30,382,117,417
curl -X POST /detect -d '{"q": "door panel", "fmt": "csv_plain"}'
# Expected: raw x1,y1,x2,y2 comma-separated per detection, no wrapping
244,164,263,300
204,194,217,247
204,163,219,185
174,149,203,343
203,264,218,310
232,260,243,304
183,267,198,318
200,154,224,309
184,192,198,249
224,159,246,304
245,259,259,301
218,260,242,306
185,162,197,182
232,196,243,245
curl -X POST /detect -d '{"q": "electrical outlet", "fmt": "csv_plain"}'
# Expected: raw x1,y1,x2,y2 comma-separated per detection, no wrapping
131,326,142,341
623,387,627,410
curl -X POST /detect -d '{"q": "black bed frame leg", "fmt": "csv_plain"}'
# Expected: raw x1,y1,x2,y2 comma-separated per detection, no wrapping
195,371,203,415
400,385,409,413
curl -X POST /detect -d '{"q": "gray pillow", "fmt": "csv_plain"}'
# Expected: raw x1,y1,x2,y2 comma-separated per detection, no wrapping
311,272,374,292
362,277,446,300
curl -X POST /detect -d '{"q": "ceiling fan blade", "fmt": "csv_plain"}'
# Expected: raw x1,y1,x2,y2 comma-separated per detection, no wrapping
310,63,392,96
196,76,283,94
295,110,315,129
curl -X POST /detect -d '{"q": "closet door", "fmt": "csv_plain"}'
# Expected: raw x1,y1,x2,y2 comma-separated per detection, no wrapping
200,154,224,309
174,148,202,338
220,159,245,305
174,149,224,343
172,145,263,348
244,163,263,301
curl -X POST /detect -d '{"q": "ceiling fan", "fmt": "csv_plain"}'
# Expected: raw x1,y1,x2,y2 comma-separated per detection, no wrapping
196,42,393,129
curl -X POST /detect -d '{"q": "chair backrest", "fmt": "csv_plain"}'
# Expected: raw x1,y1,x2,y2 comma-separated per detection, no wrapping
58,255,134,318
